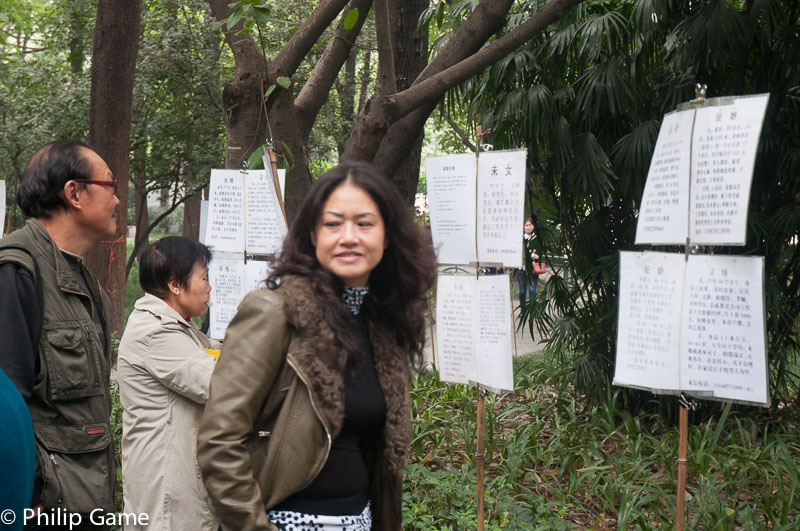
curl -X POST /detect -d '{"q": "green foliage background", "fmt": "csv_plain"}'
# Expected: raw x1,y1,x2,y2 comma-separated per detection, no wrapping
432,0,800,410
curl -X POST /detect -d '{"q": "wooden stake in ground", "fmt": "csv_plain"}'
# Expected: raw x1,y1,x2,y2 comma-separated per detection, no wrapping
676,399,689,530
476,385,486,531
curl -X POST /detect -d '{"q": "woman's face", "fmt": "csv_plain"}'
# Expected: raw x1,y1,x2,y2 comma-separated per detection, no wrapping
311,182,387,287
170,261,211,319
524,220,535,234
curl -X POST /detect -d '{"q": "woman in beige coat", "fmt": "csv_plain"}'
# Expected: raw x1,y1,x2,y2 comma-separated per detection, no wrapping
118,236,218,530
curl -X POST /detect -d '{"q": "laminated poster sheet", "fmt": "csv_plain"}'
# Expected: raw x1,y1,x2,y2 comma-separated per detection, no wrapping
476,150,526,268
207,257,272,340
615,251,767,405
436,274,514,391
635,93,769,246
426,154,477,265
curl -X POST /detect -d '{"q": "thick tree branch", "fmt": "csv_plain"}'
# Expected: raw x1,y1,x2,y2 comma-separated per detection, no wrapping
372,0,396,95
208,0,264,76
343,0,516,162
444,113,477,152
393,0,585,119
272,0,351,77
372,0,583,171
414,0,515,85
295,0,373,139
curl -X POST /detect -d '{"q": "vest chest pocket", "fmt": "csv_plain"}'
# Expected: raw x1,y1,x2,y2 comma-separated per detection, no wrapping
42,324,102,400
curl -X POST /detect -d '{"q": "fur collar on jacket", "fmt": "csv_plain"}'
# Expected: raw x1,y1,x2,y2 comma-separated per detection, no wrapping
277,275,412,477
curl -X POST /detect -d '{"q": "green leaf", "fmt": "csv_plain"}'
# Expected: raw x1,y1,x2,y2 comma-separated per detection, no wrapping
342,8,359,31
263,85,276,99
313,36,332,51
252,6,271,26
248,146,266,170
276,76,291,89
226,10,243,31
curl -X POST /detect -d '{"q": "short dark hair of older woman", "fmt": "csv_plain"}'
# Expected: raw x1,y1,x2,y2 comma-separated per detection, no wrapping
140,236,212,299
268,160,437,370
17,140,94,219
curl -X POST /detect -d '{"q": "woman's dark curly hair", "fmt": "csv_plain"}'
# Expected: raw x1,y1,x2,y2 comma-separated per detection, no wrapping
267,161,437,371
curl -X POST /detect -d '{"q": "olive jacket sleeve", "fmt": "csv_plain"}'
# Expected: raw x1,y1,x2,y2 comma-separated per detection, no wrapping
197,289,291,531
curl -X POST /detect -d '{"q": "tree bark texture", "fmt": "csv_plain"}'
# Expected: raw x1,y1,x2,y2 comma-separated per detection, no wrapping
86,0,142,335
211,0,584,216
132,177,149,260
183,189,203,241
296,0,373,140
386,0,429,204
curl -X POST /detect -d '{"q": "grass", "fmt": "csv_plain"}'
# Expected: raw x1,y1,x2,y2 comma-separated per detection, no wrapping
404,354,800,529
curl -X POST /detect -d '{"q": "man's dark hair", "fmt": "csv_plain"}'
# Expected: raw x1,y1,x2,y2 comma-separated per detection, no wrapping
267,160,437,371
17,140,94,219
139,236,212,299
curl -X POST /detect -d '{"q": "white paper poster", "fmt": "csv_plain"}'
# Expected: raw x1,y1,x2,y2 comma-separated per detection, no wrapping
0,180,6,236
436,274,515,391
635,109,694,244
615,251,685,391
245,170,287,255
474,274,515,391
689,94,769,245
245,260,270,293
614,251,767,405
635,93,769,246
204,170,245,253
426,154,477,265
208,258,245,340
680,255,767,403
207,258,273,340
477,150,527,268
436,275,477,385
199,200,209,244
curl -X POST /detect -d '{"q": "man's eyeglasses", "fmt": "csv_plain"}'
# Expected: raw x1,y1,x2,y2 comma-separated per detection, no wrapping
73,179,118,196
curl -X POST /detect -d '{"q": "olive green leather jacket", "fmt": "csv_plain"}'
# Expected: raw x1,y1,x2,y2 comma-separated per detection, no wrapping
197,276,411,531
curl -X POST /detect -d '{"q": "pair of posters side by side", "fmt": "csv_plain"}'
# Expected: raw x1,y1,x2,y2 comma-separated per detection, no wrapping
435,274,515,392
635,93,769,246
614,251,767,405
425,150,526,268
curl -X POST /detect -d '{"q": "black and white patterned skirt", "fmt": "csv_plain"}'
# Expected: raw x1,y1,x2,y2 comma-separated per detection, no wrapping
267,502,371,530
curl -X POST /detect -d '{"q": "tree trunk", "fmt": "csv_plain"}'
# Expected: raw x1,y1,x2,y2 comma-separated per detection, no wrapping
86,0,142,335
387,0,429,204
133,176,149,259
183,185,203,241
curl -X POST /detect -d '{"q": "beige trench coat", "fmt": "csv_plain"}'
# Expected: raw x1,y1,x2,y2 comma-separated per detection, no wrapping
118,293,219,531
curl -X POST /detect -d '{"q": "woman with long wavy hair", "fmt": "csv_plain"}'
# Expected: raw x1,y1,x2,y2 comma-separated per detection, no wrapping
198,161,437,531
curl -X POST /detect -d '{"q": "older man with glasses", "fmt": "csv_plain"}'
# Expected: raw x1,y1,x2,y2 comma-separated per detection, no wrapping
0,140,119,530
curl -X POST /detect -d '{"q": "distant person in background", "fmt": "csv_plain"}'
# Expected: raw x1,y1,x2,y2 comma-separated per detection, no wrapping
516,218,539,310
0,367,35,531
118,236,219,530
198,161,437,530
